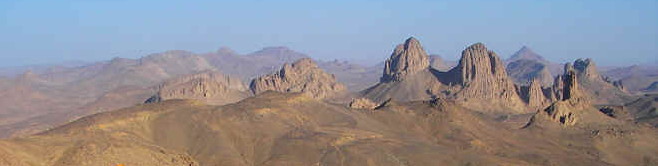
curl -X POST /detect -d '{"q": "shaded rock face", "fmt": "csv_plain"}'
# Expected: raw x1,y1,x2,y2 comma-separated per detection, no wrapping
381,37,430,82
147,71,249,105
573,58,600,80
250,58,347,99
449,43,524,110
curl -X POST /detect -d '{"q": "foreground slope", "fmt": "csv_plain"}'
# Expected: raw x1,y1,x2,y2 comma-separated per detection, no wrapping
1,92,657,166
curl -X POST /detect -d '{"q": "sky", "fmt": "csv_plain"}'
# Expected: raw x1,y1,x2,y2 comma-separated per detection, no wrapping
0,0,657,67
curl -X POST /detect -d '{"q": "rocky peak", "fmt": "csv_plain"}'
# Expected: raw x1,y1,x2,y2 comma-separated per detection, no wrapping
449,43,525,111
250,58,346,99
381,37,430,82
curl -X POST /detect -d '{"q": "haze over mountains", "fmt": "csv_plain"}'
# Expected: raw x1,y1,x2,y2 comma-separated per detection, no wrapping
1,37,657,165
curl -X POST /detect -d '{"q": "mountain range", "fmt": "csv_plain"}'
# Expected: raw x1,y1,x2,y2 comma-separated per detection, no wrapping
0,37,657,165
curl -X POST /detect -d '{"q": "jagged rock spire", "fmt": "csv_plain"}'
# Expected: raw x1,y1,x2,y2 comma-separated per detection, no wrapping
526,79,549,108
381,37,430,82
553,63,585,102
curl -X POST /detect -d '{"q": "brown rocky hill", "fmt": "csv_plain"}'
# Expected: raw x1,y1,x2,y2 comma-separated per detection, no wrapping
250,58,347,99
2,92,657,166
146,71,250,105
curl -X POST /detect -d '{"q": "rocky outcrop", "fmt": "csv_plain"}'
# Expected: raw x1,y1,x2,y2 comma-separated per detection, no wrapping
146,71,249,105
449,43,525,111
381,37,430,82
250,58,347,99
348,98,378,110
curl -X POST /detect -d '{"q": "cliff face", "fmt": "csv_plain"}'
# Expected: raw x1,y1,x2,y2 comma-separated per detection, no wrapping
381,37,430,82
250,58,347,99
146,71,249,105
449,43,525,111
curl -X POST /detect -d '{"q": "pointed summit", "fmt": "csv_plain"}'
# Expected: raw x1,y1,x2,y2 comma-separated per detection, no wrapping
508,46,547,63
381,37,430,82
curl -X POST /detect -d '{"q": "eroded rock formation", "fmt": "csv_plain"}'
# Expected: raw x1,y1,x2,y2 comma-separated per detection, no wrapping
449,43,525,111
348,98,378,110
250,58,346,99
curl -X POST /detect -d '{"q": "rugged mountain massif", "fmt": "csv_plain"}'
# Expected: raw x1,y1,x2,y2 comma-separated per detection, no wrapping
1,37,657,166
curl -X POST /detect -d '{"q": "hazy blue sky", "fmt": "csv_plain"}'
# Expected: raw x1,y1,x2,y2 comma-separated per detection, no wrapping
0,0,656,67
